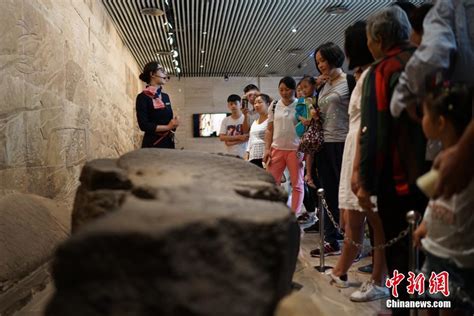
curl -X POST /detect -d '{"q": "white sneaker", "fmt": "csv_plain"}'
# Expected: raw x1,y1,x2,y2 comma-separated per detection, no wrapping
350,280,389,302
325,269,349,288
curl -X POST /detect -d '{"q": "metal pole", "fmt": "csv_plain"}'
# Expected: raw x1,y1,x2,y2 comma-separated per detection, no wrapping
406,210,420,316
315,188,332,272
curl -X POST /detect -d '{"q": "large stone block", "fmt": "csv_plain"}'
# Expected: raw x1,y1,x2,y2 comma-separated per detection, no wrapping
47,149,299,316
0,192,69,315
0,193,69,281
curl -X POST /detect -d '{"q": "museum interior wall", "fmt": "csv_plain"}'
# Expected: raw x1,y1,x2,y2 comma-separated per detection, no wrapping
165,76,282,153
0,0,143,206
0,0,287,208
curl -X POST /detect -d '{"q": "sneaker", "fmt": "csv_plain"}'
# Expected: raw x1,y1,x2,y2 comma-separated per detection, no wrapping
310,242,341,257
297,212,310,223
299,212,318,229
303,223,319,233
353,252,363,263
357,263,373,274
350,280,389,302
326,270,349,288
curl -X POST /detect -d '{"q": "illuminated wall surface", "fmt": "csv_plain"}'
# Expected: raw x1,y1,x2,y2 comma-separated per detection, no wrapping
0,0,286,207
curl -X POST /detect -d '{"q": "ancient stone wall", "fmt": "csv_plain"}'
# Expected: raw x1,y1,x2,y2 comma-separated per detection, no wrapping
0,0,142,207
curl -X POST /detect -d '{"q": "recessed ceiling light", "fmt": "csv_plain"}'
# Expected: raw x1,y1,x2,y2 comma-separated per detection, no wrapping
264,64,269,68
276,48,281,52
288,48,304,56
291,28,297,33
140,7,164,16
325,5,349,15
201,50,205,53
200,65,204,68
202,31,207,35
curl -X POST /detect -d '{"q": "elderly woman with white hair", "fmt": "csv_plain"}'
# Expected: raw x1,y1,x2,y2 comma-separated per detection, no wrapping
354,5,430,305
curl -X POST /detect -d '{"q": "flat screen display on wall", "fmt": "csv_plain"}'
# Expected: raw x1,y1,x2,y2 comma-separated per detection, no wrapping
193,113,229,137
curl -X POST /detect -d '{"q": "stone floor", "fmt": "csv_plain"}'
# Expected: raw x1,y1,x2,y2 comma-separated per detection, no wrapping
14,232,388,316
291,231,388,316
13,283,54,316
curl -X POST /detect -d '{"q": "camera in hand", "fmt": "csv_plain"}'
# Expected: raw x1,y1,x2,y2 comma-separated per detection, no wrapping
241,97,248,109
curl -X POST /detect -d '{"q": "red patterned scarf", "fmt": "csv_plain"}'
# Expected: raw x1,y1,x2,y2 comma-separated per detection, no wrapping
143,85,165,109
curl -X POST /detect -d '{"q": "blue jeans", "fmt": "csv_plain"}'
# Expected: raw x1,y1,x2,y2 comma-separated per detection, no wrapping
421,251,474,312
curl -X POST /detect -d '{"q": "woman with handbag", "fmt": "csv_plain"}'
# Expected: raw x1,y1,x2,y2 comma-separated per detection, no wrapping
136,61,179,148
309,42,352,257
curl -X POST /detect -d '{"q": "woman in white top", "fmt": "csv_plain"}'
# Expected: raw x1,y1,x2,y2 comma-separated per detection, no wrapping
246,94,270,168
328,21,389,303
263,77,304,214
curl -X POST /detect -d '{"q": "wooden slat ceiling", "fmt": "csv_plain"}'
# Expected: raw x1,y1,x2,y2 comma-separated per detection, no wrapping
101,0,427,78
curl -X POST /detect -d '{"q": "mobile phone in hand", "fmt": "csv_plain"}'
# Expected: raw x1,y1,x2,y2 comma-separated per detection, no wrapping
241,98,248,109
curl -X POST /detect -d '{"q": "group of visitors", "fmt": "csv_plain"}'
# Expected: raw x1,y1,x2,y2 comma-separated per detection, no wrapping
135,0,473,314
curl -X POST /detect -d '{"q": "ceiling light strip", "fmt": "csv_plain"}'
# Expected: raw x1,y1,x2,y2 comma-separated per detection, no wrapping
197,0,205,76
261,1,310,77
165,0,181,76
185,0,192,76
226,0,261,77
151,0,172,69
199,0,212,76
213,0,241,77
252,1,295,77
144,0,170,71
110,0,150,68
206,0,225,77
123,0,154,68
250,1,286,77
102,1,146,68
250,1,277,77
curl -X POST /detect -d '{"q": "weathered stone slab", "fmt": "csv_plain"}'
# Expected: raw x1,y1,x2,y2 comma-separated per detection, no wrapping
0,192,69,315
48,149,299,316
0,193,69,283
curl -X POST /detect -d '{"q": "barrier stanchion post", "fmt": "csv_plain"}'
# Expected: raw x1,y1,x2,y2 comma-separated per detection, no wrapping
407,210,420,316
315,188,332,272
